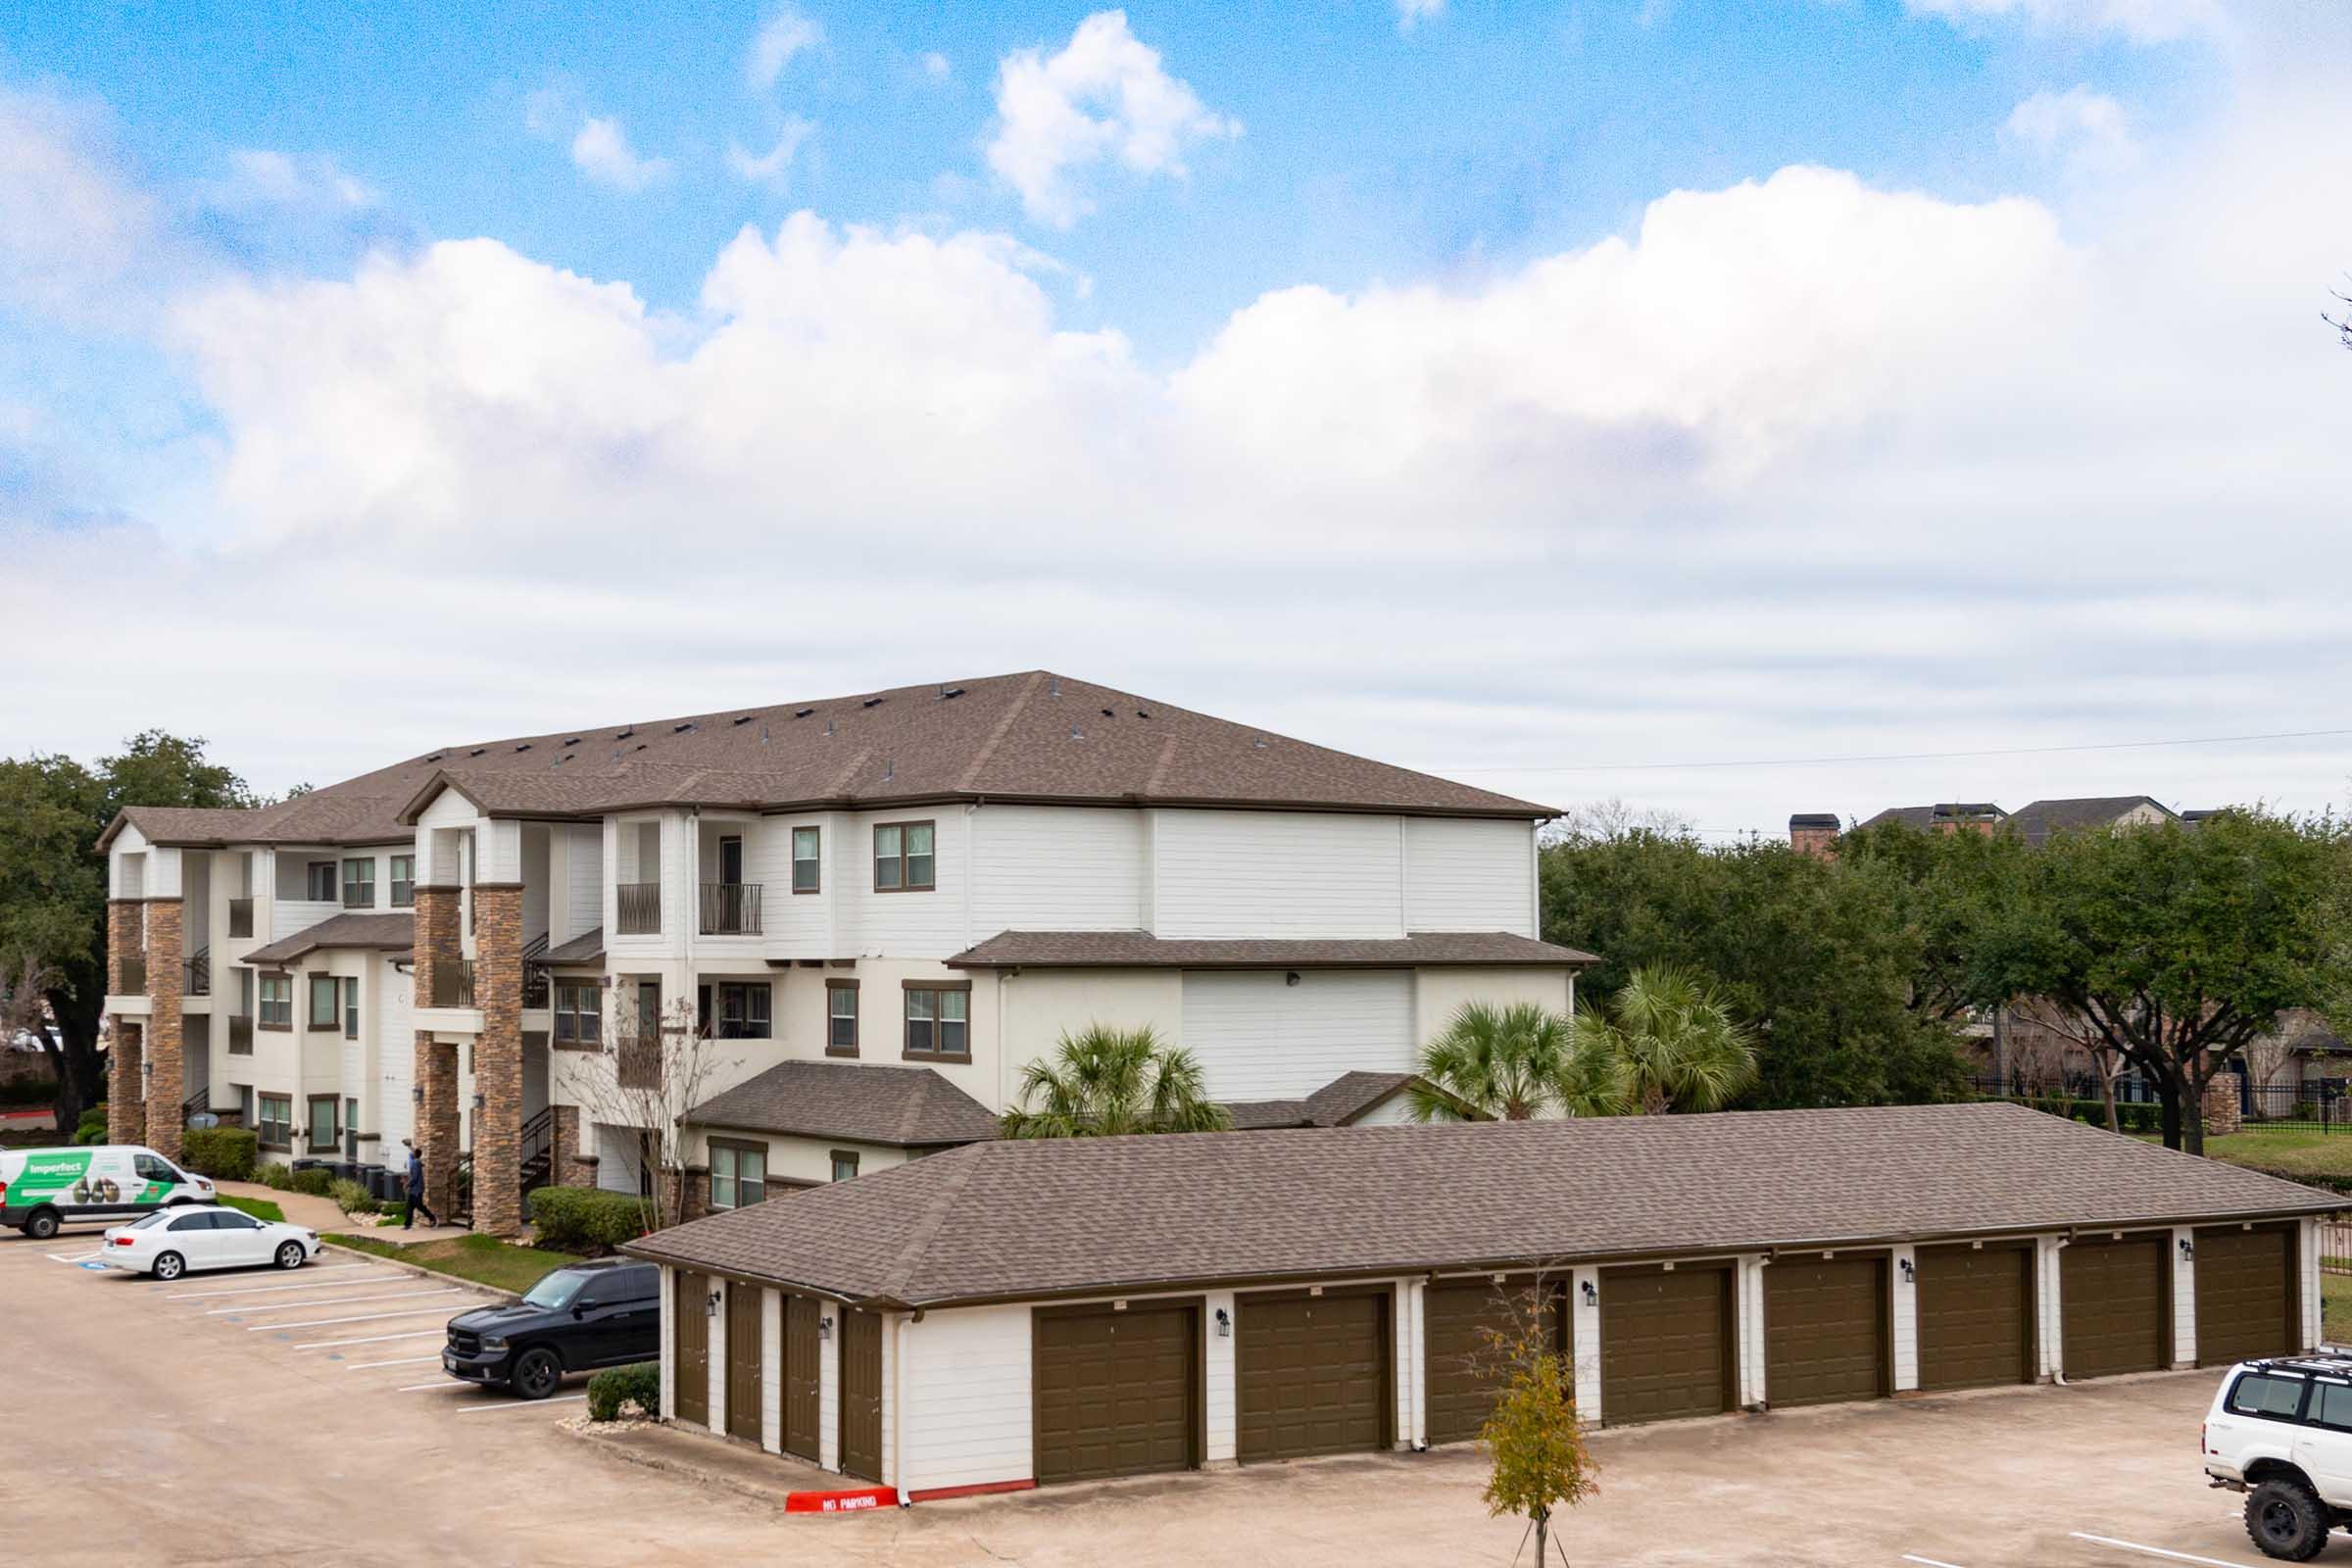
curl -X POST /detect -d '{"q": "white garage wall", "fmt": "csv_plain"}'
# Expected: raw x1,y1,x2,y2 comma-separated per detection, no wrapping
1412,967,1574,1047
899,1303,1033,1494
970,806,1147,935
1404,817,1536,935
1180,970,1414,1100
1152,810,1404,939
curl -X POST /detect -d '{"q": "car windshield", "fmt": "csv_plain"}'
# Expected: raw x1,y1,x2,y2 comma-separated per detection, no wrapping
128,1211,172,1230
521,1271,585,1310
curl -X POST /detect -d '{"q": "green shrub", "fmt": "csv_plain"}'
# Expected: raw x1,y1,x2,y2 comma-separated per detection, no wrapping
287,1167,335,1198
252,1160,292,1190
2004,1096,2162,1136
586,1361,661,1422
74,1105,108,1145
527,1185,648,1254
0,1076,59,1108
180,1126,259,1182
328,1177,378,1215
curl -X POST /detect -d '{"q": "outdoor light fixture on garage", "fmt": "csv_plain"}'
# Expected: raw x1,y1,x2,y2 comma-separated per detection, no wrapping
1284,971,1300,986
472,1091,484,1112
412,1086,423,1104
2180,1237,2196,1261
1581,1280,1597,1306
1898,1257,1915,1284
1214,1307,1231,1337
706,1289,721,1318
817,1315,832,1341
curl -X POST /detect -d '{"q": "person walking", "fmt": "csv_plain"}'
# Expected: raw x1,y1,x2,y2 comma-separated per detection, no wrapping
401,1139,440,1229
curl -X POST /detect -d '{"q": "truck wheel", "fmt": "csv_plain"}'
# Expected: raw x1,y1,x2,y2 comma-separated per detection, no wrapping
512,1348,562,1400
151,1250,185,1282
2246,1477,2330,1561
24,1207,60,1241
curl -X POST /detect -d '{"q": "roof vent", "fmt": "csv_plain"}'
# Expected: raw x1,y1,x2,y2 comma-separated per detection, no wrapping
616,726,635,740
1070,723,1084,740
883,758,894,782
1251,737,1269,750
673,721,695,734
1049,675,1060,697
793,707,814,719
425,752,444,763
564,737,579,747
468,748,486,758
824,719,836,738
1101,707,1113,718
634,743,649,753
514,743,531,753
861,696,884,709
731,713,756,726
939,686,963,700
760,724,770,744
560,753,574,764
1137,710,1150,719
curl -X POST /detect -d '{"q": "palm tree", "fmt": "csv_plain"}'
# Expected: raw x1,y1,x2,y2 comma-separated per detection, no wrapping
1408,1001,1631,1121
1001,1024,1233,1138
1572,964,1758,1115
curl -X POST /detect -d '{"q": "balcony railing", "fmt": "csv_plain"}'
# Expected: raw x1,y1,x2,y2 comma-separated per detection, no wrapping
119,955,146,996
228,1016,253,1055
430,958,476,1010
227,899,254,940
616,1032,662,1090
698,882,763,936
184,949,211,997
616,882,662,936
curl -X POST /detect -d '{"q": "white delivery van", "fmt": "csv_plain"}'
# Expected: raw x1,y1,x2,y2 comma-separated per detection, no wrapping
0,1146,216,1239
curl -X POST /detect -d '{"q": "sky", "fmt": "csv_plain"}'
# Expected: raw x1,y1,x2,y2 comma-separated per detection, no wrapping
1,0,2346,838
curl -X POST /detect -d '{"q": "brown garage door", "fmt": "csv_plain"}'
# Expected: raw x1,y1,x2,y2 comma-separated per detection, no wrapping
1601,1263,1732,1426
1238,1289,1391,1462
1426,1277,1570,1446
1034,1300,1200,1484
726,1282,763,1444
840,1307,884,1482
782,1295,822,1462
1916,1243,2033,1392
673,1270,710,1426
2197,1224,2297,1367
2062,1232,2170,1379
1765,1253,1887,1408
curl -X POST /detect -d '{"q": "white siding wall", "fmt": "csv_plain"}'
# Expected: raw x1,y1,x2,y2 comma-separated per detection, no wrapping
2305,1218,2325,1349
1180,970,1414,1099
564,826,602,942
375,956,415,1150
1152,809,1405,939
1890,1245,1920,1392
899,1303,1033,1494
970,806,1147,936
1203,1288,1237,1464
1404,817,1536,935
2171,1225,2198,1367
1570,1267,1602,1422
1737,1257,1769,1408
596,1122,646,1196
835,808,971,957
2036,1236,2067,1378
761,1288,783,1454
1397,1279,1424,1449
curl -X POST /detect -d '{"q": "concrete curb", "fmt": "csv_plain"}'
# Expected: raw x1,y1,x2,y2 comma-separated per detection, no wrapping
318,1241,520,1303
567,1424,806,1507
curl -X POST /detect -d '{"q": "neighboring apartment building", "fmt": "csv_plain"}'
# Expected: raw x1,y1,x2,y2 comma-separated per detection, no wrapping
98,671,1591,1235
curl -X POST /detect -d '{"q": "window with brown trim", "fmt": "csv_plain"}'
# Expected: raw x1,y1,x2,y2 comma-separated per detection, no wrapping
309,974,340,1030
306,1094,339,1152
389,854,416,908
713,981,771,1040
342,857,375,908
342,978,359,1041
257,973,292,1030
902,981,970,1062
826,979,858,1056
792,826,821,894
553,979,601,1048
872,820,934,892
305,860,336,902
829,1150,859,1183
257,1093,293,1150
709,1138,769,1210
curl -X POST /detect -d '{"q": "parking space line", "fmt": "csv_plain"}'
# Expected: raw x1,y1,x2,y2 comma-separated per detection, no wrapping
47,1250,105,1263
206,1289,462,1316
394,1381,470,1393
166,1267,379,1297
292,1330,444,1350
346,1355,439,1370
1902,1555,1974,1568
455,1396,584,1414
248,1306,458,1332
2068,1533,2260,1567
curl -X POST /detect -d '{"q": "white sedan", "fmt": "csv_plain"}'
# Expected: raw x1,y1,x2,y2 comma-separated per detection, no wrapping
102,1205,320,1280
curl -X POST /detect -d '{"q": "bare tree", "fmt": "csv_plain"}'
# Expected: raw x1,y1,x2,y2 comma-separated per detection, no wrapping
1543,798,1696,848
566,988,747,1234
2328,279,2352,352
2007,997,2132,1132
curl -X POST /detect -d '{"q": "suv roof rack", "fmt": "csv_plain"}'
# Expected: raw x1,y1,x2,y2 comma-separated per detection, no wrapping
2244,1351,2352,1376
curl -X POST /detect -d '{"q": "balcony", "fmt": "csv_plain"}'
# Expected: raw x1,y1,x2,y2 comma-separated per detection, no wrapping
430,958,476,1010
616,1032,662,1090
616,882,662,937
698,882,762,937
119,955,147,996
227,899,254,940
184,948,211,998
228,1016,254,1055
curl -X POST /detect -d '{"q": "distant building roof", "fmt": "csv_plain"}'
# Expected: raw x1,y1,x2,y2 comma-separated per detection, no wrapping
1221,1071,1454,1130
2004,796,2178,847
242,912,416,966
1855,803,2007,831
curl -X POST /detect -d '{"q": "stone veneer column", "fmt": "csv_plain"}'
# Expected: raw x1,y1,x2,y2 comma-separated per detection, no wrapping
414,1033,461,1218
142,899,184,1162
2202,1073,2242,1138
656,1164,710,1231
108,1021,145,1146
551,1104,599,1189
470,883,525,1238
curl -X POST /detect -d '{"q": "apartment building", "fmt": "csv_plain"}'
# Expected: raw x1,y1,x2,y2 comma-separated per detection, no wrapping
99,670,1591,1236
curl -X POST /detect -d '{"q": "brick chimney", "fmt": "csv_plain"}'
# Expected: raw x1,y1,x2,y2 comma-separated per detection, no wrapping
1788,813,1841,859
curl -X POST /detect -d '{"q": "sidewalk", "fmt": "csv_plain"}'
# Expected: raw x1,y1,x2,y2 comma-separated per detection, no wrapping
212,1179,472,1244
570,1419,838,1506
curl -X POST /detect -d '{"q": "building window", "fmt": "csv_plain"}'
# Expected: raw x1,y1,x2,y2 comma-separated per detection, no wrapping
826,980,858,1056
872,820,935,892
306,860,336,902
342,857,374,908
830,1150,859,1183
792,826,821,894
257,1094,293,1150
309,974,339,1030
307,1095,339,1152
258,974,292,1030
903,983,969,1061
343,978,360,1040
553,980,601,1047
715,982,771,1040
389,855,416,907
710,1139,768,1210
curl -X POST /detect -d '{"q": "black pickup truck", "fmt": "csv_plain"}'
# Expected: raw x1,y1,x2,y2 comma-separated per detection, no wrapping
442,1257,661,1398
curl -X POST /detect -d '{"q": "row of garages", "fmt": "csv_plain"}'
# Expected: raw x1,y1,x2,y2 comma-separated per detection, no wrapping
650,1219,2312,1494
625,1106,2334,1501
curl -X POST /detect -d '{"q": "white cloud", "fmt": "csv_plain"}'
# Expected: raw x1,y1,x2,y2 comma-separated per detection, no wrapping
202,149,381,211
0,84,167,319
1903,0,2225,43
985,10,1241,227
920,51,953,82
728,120,815,185
1396,0,1446,30
569,116,670,191
747,5,822,90
2002,86,2137,168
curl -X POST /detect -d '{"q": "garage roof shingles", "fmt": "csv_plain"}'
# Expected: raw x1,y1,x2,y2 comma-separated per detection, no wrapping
625,1102,2337,1308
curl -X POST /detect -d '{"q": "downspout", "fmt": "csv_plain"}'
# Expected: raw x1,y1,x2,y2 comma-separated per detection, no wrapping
893,1312,911,1506
2050,1236,2072,1385
1747,1254,1774,1411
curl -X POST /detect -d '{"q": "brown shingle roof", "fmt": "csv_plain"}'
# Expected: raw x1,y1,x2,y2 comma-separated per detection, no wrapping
242,912,416,966
1221,1071,1431,1131
624,1102,2337,1308
2005,796,2177,847
542,927,605,966
686,1059,1001,1150
948,930,1596,969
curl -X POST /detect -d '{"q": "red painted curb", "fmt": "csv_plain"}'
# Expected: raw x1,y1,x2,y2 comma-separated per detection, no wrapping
783,1486,898,1514
906,1479,1036,1503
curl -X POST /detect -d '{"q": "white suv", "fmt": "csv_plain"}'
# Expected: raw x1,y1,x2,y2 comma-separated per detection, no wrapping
2205,1354,2352,1559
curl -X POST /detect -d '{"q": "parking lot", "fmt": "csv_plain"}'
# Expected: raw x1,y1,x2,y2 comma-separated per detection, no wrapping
8,1218,2349,1568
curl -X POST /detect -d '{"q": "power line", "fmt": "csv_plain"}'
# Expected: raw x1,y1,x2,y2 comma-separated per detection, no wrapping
1438,726,2352,777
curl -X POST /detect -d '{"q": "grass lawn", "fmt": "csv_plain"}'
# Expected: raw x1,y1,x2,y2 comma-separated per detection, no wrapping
2187,1129,2352,1183
217,1195,285,1223
323,1231,584,1295
2327,1274,2352,1344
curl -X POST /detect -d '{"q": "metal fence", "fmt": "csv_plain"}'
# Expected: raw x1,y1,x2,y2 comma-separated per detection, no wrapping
2324,1221,2352,1277
1970,1075,2352,1135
